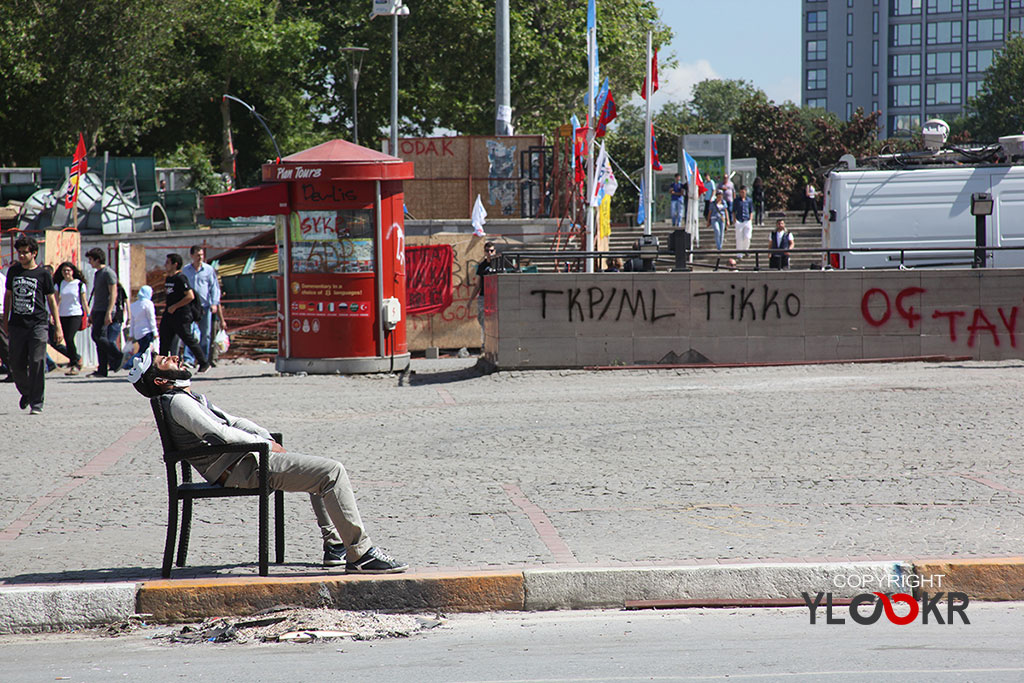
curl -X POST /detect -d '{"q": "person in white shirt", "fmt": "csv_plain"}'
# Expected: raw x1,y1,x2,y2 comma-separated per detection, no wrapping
0,263,9,381
54,261,90,375
127,285,158,361
802,181,820,224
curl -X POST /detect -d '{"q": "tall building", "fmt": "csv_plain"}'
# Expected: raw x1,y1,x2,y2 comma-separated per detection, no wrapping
801,0,1024,138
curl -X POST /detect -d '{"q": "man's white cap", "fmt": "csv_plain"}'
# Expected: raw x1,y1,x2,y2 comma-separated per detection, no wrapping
127,348,153,384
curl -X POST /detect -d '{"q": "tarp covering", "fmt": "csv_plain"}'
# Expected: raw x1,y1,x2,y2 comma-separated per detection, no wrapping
204,183,289,219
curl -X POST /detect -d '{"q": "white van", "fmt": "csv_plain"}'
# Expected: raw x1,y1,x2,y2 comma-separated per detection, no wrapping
822,164,1024,269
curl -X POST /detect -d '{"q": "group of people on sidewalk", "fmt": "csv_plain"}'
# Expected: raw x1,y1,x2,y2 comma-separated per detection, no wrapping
1,237,223,413
690,175,793,268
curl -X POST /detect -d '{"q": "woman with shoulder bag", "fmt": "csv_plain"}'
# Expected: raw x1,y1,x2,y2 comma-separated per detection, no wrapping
55,261,89,375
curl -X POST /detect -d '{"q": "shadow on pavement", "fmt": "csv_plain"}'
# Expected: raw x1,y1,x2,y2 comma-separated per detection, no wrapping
403,367,486,386
1,562,352,584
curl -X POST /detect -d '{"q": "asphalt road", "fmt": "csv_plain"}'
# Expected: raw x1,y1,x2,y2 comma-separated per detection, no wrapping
3,603,1024,682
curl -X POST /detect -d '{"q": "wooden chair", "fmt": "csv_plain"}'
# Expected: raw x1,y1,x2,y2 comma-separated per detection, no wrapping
151,395,285,577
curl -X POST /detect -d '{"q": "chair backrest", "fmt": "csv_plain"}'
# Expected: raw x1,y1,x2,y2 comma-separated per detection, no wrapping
150,395,179,462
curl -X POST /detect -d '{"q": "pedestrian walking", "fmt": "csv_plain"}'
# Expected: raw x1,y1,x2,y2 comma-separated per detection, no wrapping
159,253,209,372
802,179,821,224
707,190,729,251
3,235,63,413
669,173,687,227
181,245,221,365
732,186,754,256
125,285,157,367
54,261,89,375
85,248,123,377
752,177,766,227
770,219,795,270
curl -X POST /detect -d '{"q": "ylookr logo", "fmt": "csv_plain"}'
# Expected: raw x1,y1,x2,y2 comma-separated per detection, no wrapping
802,591,970,625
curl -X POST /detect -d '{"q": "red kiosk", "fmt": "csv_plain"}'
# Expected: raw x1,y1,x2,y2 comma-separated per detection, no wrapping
205,139,414,374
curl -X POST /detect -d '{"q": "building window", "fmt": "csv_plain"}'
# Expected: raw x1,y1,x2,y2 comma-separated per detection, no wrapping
968,48,996,71
968,18,1004,42
807,39,828,61
927,0,963,11
1010,0,1023,8
891,0,923,14
847,102,854,120
847,73,854,96
891,114,923,134
1011,16,1023,35
847,41,854,66
891,53,922,76
848,13,854,35
807,68,828,90
892,23,923,45
927,20,963,44
873,100,880,112
967,81,983,99
926,82,962,105
874,11,880,33
968,0,1004,10
873,40,880,65
806,98,828,109
873,71,880,95
891,83,922,106
927,50,963,74
807,10,828,32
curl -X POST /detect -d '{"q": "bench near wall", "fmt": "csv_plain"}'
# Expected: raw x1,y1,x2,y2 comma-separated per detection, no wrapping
481,270,1024,369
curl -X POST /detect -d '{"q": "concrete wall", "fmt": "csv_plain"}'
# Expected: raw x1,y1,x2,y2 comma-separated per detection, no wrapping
483,270,1024,368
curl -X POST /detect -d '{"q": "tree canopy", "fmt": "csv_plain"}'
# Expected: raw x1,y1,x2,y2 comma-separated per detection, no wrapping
969,33,1024,143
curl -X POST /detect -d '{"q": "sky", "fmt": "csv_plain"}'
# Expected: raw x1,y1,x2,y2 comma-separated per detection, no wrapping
647,0,801,109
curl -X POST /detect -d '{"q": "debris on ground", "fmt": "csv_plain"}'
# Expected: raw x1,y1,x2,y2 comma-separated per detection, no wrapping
153,606,446,644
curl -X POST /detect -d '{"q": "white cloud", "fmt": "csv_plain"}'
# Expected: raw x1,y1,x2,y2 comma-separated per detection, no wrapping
764,75,801,106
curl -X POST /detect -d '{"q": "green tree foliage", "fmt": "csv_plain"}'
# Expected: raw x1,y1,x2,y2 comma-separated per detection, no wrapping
300,0,671,143
0,0,182,164
688,79,765,134
968,33,1024,143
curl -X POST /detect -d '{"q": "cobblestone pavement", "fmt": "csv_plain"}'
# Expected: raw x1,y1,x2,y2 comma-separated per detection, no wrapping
2,356,1023,584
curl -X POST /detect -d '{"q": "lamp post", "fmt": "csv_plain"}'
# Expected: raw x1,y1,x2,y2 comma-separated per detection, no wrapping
340,46,368,145
971,192,994,268
370,0,409,156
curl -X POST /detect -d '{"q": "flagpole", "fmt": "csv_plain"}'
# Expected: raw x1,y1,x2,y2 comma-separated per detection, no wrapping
643,31,652,238
585,24,597,273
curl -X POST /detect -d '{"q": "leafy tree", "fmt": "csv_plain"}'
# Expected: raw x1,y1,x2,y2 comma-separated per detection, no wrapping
969,33,1024,143
0,0,183,163
300,0,672,143
689,79,765,134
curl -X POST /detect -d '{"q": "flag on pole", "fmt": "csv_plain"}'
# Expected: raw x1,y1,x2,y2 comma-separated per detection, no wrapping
571,115,588,188
683,150,707,196
595,91,617,138
65,133,87,210
636,177,645,226
471,194,487,236
587,0,599,102
651,126,663,171
590,143,618,207
640,49,659,100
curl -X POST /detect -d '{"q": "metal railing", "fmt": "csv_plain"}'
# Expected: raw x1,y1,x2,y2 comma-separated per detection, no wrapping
500,244,1024,272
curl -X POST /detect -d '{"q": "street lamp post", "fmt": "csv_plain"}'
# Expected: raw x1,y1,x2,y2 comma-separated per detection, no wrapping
340,46,368,145
371,0,409,155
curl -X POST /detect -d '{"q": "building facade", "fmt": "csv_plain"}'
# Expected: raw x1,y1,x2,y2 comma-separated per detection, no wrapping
802,0,1024,138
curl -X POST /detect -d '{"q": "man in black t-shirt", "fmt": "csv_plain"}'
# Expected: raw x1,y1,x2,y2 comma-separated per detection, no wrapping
471,242,499,350
159,253,209,372
2,235,63,413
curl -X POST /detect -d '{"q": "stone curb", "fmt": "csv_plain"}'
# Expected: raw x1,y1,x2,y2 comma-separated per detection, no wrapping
4,559,1024,633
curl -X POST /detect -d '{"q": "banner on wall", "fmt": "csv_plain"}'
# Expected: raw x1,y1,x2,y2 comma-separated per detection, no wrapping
406,244,453,316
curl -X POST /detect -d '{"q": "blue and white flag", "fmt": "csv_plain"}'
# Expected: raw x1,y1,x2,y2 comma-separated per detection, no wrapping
636,177,645,226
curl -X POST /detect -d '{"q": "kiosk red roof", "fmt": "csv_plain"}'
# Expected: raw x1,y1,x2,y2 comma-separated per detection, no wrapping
282,139,401,164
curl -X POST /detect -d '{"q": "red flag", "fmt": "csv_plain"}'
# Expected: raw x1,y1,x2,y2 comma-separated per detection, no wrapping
595,91,617,138
574,124,589,187
640,49,659,100
651,125,663,171
65,133,87,209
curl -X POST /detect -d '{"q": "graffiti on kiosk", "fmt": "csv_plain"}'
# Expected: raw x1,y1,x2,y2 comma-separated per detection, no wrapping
399,139,455,157
694,284,801,321
861,286,1019,347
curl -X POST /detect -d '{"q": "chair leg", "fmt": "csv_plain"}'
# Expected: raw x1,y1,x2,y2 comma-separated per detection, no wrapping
177,498,193,567
258,490,269,576
163,496,179,578
274,490,285,564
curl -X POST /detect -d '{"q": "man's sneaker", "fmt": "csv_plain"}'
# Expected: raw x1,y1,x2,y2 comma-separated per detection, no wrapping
29,406,42,415
19,396,29,410
322,543,346,568
198,362,211,373
345,547,408,574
